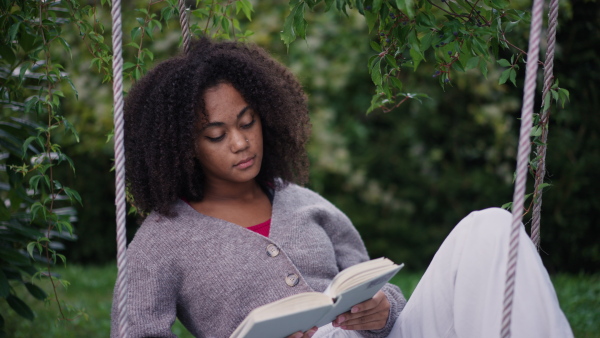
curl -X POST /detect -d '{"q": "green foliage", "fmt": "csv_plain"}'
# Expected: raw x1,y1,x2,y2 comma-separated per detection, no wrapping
278,0,589,272
1,0,88,331
281,0,534,113
189,0,254,40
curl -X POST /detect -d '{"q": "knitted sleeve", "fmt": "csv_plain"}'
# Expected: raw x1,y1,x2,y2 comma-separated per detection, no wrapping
110,229,179,337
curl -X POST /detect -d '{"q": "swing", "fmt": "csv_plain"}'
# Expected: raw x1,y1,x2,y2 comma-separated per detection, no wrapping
109,0,560,336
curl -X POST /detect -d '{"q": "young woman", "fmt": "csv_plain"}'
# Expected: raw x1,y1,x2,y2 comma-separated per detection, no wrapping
111,38,573,338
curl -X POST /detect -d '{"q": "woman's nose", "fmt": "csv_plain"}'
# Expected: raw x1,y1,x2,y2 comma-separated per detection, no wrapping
230,131,249,152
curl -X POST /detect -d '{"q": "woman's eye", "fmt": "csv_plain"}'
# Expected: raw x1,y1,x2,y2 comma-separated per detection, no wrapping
241,118,255,129
206,134,225,142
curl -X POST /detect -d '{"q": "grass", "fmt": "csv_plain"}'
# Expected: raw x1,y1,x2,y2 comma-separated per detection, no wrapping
1,265,598,337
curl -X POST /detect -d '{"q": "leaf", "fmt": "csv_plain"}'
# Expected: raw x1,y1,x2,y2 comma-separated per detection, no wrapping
452,60,465,72
26,242,38,259
557,88,570,108
373,0,383,12
24,97,38,114
6,295,34,321
543,90,552,112
370,40,382,53
8,22,21,42
292,3,307,40
239,0,253,21
324,0,334,11
123,62,135,70
355,0,365,14
409,48,422,71
491,0,510,9
130,27,142,42
64,187,82,206
281,4,299,46
390,77,403,91
28,175,43,194
508,68,517,86
14,133,31,158
499,68,511,85
30,202,47,221
496,58,511,67
385,54,398,69
530,125,542,137
408,30,421,56
465,56,480,70
420,32,433,52
365,11,377,33
55,253,67,266
57,37,71,59
371,58,383,86
537,182,552,190
395,0,415,18
24,282,47,301
472,38,487,56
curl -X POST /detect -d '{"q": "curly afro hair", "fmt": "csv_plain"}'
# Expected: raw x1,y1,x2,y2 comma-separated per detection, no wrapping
124,38,311,216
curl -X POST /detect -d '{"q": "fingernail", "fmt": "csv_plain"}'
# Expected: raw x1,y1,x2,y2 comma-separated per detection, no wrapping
351,306,358,313
338,315,345,323
307,329,317,337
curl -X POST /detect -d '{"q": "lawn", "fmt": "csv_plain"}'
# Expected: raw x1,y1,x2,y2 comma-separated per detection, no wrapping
1,265,598,337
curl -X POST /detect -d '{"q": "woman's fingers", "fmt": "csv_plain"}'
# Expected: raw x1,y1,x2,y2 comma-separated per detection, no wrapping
336,312,388,330
286,326,318,338
332,291,390,331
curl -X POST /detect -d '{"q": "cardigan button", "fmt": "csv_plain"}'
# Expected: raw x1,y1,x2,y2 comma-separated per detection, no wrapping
285,273,299,287
266,244,280,257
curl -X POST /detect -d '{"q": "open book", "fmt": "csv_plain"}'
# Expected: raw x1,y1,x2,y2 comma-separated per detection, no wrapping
230,257,404,338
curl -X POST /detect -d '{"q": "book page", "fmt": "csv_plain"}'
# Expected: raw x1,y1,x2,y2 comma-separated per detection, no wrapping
315,262,403,327
325,258,399,296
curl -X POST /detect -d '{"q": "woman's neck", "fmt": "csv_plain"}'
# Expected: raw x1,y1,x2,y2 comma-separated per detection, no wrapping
202,179,263,202
190,179,272,227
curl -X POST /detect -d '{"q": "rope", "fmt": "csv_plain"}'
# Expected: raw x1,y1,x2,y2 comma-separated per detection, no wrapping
500,0,546,335
178,0,192,54
111,0,129,335
531,0,559,249
111,2,190,336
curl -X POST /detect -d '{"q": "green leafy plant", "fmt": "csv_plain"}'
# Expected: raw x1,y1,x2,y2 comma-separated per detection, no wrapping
281,0,537,112
281,0,571,223
1,0,83,331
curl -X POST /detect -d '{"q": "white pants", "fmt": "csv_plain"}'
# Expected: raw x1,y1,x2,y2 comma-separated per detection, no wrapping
314,208,573,338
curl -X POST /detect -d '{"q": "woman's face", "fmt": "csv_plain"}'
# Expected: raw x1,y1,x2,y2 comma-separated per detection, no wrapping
195,83,263,186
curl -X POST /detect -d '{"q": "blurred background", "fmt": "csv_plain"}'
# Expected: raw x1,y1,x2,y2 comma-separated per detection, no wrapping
1,0,598,336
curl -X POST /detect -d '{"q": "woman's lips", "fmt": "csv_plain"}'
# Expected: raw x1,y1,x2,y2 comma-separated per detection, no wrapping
234,156,255,169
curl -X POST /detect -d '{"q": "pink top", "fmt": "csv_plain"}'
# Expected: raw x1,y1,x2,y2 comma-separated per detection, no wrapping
247,219,271,237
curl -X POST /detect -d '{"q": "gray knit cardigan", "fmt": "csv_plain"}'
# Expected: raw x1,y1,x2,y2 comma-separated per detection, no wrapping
111,183,405,337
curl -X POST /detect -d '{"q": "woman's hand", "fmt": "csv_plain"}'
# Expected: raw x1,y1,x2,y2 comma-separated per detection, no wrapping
331,291,390,331
286,326,318,338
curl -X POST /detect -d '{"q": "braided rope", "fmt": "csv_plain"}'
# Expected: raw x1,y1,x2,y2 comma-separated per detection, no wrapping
111,0,129,336
500,0,546,336
178,0,192,54
531,0,559,249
